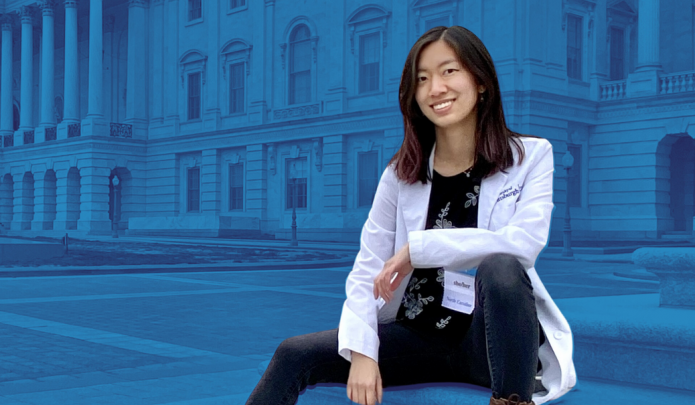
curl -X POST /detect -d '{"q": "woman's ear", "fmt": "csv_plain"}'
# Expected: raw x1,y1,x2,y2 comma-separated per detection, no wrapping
478,86,486,94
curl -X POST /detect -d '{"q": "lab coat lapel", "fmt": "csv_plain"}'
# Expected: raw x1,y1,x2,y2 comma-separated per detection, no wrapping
400,145,433,234
478,169,508,230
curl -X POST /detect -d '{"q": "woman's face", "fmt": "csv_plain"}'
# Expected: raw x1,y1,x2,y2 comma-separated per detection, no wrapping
414,40,484,131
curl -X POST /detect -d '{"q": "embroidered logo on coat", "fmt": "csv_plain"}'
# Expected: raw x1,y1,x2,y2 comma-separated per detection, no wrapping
496,184,524,202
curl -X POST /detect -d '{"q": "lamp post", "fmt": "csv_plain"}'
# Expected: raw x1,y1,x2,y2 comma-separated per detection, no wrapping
562,150,574,257
290,161,299,247
111,175,120,238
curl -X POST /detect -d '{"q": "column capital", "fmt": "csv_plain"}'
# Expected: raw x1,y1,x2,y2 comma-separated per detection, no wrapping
20,6,35,25
1,14,13,31
39,1,56,17
64,1,79,9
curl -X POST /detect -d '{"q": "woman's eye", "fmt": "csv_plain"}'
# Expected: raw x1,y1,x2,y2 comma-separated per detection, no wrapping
417,76,427,82
444,69,457,75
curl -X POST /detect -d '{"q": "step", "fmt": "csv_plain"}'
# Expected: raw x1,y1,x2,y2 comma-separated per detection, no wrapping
297,384,490,405
259,294,695,403
557,293,695,392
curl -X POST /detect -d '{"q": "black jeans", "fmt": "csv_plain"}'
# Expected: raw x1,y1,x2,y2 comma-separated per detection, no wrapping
246,253,540,404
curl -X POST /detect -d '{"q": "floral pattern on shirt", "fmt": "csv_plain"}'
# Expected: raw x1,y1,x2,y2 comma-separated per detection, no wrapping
436,268,445,287
401,276,435,320
434,202,455,229
465,185,480,208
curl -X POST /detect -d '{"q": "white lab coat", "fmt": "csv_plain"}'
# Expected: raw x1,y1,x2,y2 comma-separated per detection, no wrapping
338,136,576,404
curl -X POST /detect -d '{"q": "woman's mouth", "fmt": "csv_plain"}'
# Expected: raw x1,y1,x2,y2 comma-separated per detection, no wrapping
432,99,455,114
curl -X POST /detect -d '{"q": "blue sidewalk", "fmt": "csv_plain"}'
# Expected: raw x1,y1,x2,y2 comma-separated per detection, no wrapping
0,237,692,404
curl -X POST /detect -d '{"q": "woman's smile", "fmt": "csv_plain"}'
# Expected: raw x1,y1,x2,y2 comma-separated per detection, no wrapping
432,98,456,114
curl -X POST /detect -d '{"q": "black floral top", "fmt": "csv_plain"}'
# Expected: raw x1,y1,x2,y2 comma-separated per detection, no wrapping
396,163,483,340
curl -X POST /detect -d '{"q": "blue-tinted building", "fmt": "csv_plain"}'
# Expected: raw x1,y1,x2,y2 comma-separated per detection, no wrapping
0,0,693,243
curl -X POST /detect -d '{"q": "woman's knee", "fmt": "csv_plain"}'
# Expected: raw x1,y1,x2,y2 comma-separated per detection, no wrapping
477,253,529,293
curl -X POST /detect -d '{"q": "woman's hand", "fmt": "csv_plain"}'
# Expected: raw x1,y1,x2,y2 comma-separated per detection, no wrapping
347,352,382,405
373,242,414,303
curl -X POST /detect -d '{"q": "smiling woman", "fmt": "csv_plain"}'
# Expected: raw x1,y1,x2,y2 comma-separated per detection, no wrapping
246,26,576,405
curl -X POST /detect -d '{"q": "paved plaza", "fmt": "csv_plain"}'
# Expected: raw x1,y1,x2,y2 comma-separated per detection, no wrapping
0,237,694,404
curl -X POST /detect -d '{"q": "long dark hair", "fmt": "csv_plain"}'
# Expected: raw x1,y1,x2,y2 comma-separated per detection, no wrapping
390,26,531,184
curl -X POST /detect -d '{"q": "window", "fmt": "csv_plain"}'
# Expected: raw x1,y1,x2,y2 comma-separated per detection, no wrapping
188,72,201,120
230,0,245,8
567,144,581,208
358,152,379,207
609,27,625,80
567,14,582,80
424,16,449,31
289,25,312,105
359,33,380,93
187,167,200,212
229,163,243,210
286,158,308,209
188,0,201,21
229,62,245,114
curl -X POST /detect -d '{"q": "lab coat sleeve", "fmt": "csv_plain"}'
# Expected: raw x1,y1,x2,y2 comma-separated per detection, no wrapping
338,165,398,364
408,140,554,271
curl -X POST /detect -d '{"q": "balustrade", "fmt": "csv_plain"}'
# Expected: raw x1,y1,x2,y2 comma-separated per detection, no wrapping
660,71,695,94
45,127,56,141
23,130,34,144
110,123,132,138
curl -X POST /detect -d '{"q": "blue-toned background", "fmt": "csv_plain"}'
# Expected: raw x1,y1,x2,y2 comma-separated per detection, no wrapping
0,0,693,404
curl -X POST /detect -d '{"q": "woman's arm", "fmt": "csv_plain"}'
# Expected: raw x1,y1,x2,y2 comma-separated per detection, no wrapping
338,164,398,364
408,139,555,271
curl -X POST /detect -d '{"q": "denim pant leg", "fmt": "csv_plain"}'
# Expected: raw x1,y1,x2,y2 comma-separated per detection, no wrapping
453,253,539,402
246,323,455,405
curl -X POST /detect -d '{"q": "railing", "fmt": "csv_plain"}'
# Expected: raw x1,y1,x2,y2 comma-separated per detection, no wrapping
23,130,34,144
67,123,81,138
3,135,13,147
110,122,132,138
599,80,627,101
45,126,57,141
660,71,695,94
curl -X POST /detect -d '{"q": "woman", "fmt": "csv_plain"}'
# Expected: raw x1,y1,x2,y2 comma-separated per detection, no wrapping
246,26,576,405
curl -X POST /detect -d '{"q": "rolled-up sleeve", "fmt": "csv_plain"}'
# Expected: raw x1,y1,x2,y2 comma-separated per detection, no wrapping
338,165,398,363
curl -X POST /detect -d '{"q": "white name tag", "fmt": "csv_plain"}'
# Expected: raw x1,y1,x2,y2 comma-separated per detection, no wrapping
442,271,476,315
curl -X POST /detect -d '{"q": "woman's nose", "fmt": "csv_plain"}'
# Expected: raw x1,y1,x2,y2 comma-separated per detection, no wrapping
429,75,446,96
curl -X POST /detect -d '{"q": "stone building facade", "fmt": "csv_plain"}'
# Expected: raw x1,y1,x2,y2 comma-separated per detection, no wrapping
0,0,693,243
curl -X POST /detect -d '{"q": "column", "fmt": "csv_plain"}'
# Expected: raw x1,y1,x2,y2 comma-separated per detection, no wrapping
58,0,79,140
77,165,111,233
10,172,33,231
34,1,56,144
82,0,108,136
30,171,50,230
246,144,269,230
163,0,179,132
323,135,347,214
0,15,14,145
201,149,221,214
125,0,147,138
203,0,220,130
150,0,164,126
52,168,70,230
15,7,34,146
636,0,661,70
627,0,661,97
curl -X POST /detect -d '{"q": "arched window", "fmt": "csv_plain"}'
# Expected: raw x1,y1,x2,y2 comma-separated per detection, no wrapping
289,25,312,105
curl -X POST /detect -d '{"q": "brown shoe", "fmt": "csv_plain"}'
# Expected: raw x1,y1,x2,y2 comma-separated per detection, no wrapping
489,393,535,405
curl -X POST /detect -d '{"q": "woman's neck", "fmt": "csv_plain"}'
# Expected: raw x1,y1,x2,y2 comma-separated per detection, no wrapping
434,123,476,172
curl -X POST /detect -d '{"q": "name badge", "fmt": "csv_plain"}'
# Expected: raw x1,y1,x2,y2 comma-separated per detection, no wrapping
442,271,476,315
